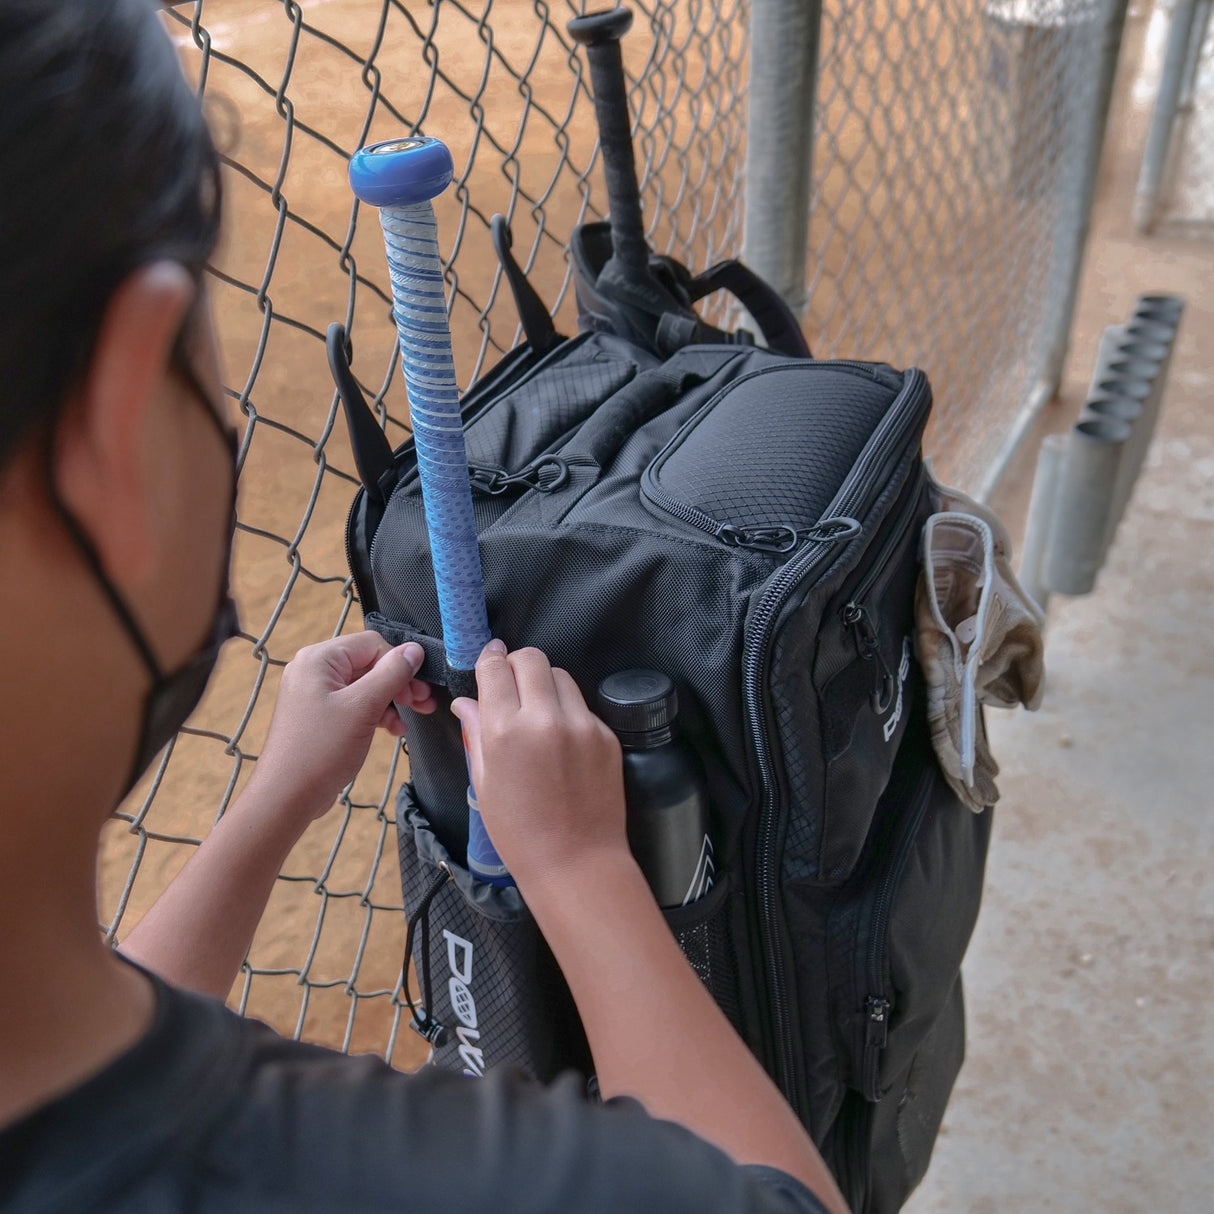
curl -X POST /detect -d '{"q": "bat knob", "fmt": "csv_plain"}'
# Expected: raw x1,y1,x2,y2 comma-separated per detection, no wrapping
348,136,454,208
567,6,633,46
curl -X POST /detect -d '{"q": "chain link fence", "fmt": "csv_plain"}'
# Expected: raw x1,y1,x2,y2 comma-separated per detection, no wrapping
805,0,1109,485
97,0,1115,1066
1134,0,1214,233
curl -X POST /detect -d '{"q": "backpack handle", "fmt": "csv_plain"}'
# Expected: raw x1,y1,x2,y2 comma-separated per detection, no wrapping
686,262,812,359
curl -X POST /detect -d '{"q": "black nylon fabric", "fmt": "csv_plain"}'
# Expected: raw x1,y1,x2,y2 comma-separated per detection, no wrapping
463,339,641,471
349,329,991,1214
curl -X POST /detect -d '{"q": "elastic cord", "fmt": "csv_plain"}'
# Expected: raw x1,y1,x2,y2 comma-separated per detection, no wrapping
41,433,164,682
400,865,453,1046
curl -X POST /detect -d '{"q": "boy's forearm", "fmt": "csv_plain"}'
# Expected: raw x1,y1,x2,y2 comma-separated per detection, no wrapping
522,851,849,1214
117,772,309,999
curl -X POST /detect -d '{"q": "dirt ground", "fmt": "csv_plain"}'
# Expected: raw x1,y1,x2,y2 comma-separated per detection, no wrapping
97,0,1097,1066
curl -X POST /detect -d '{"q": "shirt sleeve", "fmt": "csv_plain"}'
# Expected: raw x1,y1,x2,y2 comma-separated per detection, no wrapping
739,1165,833,1214
208,1029,834,1214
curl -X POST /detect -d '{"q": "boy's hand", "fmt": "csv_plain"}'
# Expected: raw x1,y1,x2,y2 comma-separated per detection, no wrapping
252,631,436,819
451,642,629,889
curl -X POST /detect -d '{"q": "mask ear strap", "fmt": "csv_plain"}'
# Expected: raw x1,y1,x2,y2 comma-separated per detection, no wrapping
171,325,240,455
41,432,165,684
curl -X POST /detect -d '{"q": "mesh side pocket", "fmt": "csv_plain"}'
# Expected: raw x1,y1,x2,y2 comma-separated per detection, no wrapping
396,784,591,1083
662,875,746,1038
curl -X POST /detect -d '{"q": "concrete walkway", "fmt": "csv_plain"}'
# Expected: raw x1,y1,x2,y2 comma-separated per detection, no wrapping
905,11,1213,1213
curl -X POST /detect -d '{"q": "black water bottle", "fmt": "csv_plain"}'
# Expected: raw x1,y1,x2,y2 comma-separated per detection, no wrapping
596,670,714,908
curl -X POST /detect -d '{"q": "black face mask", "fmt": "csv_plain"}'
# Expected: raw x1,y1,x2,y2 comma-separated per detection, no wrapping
49,341,241,799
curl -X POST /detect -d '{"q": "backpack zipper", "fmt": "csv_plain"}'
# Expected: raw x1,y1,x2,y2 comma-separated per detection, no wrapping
840,465,924,608
743,367,930,1108
643,482,862,554
838,1090,875,1213
860,766,934,1101
351,335,605,593
839,469,924,714
345,484,379,611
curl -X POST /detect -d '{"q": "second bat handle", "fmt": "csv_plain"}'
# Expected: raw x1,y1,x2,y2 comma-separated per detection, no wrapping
568,7,649,279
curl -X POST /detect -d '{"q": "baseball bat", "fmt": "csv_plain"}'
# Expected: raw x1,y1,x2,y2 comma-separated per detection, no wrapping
348,135,512,887
567,8,649,281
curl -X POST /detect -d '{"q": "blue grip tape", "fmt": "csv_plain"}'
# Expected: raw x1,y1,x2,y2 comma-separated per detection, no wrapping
378,202,492,673
354,135,510,888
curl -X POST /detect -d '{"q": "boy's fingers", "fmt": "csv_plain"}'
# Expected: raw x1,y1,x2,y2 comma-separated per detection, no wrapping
509,647,559,708
377,705,409,736
320,630,392,677
552,667,589,717
407,682,438,714
473,641,519,713
340,642,424,714
450,699,485,787
450,697,479,731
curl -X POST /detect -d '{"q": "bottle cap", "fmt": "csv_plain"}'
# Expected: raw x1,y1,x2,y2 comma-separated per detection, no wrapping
596,669,678,736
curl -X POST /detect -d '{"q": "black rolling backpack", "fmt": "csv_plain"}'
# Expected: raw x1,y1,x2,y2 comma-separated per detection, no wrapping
330,10,991,1211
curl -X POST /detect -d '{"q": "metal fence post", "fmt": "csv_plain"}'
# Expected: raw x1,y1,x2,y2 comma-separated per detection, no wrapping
1041,0,1130,390
1178,0,1212,109
976,0,1130,504
742,0,823,319
1135,0,1200,232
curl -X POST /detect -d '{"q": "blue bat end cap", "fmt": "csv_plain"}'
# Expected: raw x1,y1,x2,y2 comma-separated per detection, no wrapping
349,136,454,207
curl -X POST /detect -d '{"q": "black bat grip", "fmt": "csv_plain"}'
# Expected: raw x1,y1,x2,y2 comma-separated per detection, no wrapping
568,8,649,279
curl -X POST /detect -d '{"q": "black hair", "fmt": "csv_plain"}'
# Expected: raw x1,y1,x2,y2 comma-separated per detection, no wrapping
0,0,222,473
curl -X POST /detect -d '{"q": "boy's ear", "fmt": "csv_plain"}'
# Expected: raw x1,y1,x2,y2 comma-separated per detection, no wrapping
54,262,195,586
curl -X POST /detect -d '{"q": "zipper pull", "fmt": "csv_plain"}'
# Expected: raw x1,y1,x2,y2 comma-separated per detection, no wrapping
469,456,571,495
469,464,509,495
716,523,800,553
842,603,896,713
861,994,891,1101
865,995,890,1051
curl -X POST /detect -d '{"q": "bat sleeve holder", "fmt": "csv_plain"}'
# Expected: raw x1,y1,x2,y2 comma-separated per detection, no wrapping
396,783,591,1081
397,780,747,1080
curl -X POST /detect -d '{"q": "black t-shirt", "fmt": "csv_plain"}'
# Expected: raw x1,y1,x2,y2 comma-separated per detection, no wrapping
0,966,828,1213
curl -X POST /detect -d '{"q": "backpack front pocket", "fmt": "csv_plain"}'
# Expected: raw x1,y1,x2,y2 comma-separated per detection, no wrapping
661,870,749,1041
398,783,755,1082
641,361,902,554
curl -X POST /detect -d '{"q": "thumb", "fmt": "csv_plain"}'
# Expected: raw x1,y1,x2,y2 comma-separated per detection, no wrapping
341,642,425,717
